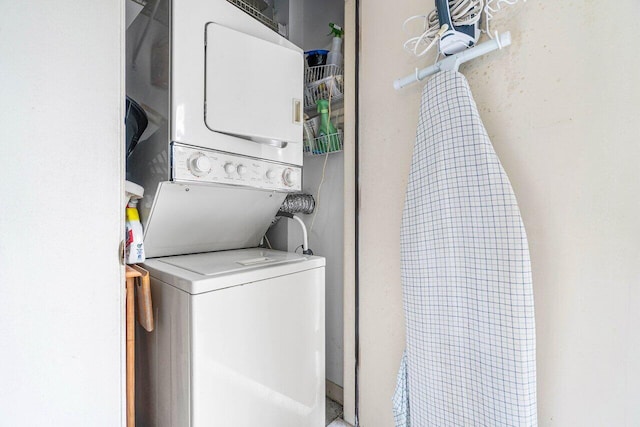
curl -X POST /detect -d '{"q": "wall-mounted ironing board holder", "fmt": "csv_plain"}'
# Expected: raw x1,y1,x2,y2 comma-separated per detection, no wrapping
393,31,512,90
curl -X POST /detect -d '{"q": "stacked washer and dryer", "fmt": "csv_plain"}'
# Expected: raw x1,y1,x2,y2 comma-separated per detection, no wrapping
126,1,325,425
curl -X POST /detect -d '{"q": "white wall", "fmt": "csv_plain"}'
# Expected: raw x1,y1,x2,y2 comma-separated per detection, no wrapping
300,0,346,390
281,0,346,391
267,152,345,393
296,0,344,52
302,153,345,389
358,1,640,426
341,0,357,420
0,1,124,425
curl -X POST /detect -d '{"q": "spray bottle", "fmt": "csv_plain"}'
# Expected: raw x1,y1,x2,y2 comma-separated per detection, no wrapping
327,23,343,68
125,199,145,264
316,99,339,153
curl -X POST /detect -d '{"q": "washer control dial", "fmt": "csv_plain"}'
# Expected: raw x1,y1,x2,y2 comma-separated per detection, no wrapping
282,168,299,187
224,162,236,175
173,144,301,191
188,152,211,176
266,169,276,180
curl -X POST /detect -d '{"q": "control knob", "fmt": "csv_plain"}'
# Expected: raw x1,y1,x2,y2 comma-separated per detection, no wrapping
224,163,236,175
282,168,300,187
266,169,276,180
187,152,211,177
237,164,248,176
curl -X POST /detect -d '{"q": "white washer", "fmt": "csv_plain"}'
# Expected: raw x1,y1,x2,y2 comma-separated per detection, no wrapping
136,248,325,427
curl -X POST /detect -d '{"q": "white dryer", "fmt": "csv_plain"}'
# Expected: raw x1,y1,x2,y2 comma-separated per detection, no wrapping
136,248,325,427
126,0,304,257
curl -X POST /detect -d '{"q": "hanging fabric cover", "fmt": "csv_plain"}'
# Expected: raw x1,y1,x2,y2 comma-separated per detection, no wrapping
394,70,537,427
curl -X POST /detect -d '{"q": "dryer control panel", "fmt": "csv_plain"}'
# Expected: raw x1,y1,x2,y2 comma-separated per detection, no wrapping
172,143,302,192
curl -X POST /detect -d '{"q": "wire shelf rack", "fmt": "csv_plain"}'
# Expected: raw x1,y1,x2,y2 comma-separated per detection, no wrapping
303,130,343,156
305,64,343,84
226,0,279,33
304,65,344,109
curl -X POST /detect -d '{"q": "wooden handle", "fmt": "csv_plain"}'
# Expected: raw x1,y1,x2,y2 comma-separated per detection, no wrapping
126,265,142,278
125,276,136,427
131,264,154,332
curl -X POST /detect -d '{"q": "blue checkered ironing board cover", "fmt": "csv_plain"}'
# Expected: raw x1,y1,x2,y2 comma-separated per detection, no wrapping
393,71,537,426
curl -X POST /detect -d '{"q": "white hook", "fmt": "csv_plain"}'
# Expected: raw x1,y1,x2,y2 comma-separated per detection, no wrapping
415,68,424,81
495,31,503,49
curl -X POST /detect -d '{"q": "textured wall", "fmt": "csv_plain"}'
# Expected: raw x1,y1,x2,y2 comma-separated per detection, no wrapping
0,1,124,425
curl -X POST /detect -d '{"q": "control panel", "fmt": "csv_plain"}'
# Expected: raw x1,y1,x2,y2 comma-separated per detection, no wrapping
172,143,302,192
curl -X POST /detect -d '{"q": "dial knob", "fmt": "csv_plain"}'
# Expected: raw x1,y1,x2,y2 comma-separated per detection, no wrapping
188,153,211,176
266,169,276,180
224,163,236,175
237,164,248,176
282,168,299,187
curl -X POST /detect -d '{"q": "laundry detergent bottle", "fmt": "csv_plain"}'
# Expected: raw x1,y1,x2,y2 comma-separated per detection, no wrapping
316,99,339,153
125,199,145,264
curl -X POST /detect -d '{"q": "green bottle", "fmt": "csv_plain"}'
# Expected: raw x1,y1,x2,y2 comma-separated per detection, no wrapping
316,99,339,153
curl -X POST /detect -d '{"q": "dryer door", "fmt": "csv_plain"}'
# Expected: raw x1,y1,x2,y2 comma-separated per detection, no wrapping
204,23,303,147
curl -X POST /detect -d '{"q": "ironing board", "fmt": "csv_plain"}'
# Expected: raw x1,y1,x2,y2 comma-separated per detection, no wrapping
394,70,537,426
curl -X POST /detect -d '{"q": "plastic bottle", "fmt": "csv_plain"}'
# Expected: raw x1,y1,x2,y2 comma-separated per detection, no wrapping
326,23,343,68
327,37,342,67
316,99,339,153
125,199,145,264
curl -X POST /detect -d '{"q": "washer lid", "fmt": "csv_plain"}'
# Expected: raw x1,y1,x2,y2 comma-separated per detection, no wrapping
142,182,287,258
142,248,325,294
159,248,305,276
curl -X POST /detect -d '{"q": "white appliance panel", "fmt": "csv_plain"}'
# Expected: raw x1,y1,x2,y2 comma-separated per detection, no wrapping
159,248,307,276
191,267,325,426
173,144,302,191
140,248,326,294
205,23,304,146
143,182,286,258
135,281,192,427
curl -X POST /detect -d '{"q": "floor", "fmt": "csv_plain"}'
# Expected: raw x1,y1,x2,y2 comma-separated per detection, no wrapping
328,418,352,427
326,397,351,426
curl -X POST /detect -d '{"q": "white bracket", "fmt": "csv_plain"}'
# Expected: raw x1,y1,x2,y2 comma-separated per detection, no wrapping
393,31,512,90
